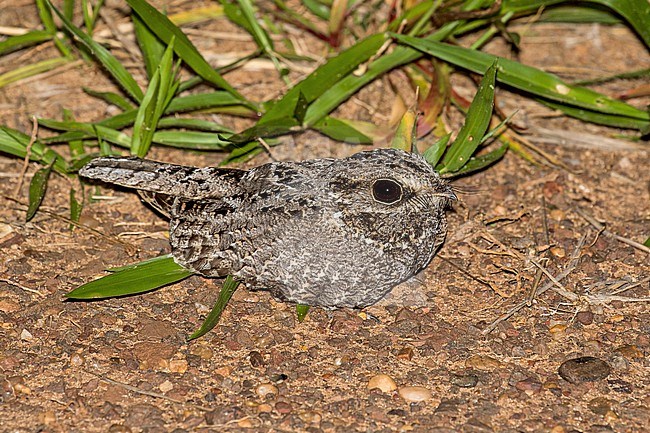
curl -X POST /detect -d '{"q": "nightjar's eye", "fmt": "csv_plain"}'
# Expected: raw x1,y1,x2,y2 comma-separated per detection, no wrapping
371,178,403,205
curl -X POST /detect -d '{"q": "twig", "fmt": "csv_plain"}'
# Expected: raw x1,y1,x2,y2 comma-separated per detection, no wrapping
575,207,650,254
0,278,42,296
530,259,579,302
482,234,586,334
89,372,213,412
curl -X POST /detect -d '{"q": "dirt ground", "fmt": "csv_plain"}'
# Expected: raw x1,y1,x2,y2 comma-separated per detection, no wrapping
1,1,649,432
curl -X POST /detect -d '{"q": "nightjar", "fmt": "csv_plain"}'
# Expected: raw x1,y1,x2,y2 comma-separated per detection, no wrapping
79,148,455,307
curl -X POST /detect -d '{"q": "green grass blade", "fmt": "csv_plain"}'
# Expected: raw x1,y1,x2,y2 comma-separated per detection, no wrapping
444,142,508,178
26,162,54,221
125,0,251,105
131,39,180,157
0,30,52,55
311,116,373,143
69,187,83,229
391,33,650,124
296,304,310,323
152,130,231,149
83,88,135,111
188,276,239,340
440,61,498,173
423,133,451,167
66,254,193,299
133,13,166,80
156,117,234,133
47,0,144,102
503,0,650,49
0,57,72,88
540,100,650,129
38,118,132,147
302,0,330,19
0,126,68,174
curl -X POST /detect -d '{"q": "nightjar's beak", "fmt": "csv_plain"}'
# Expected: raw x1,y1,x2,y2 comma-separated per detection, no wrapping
433,184,457,201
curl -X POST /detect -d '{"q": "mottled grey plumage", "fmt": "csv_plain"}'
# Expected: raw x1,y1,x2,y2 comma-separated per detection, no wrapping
79,149,455,307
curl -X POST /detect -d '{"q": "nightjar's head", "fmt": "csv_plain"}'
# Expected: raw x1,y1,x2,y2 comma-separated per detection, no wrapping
327,148,455,261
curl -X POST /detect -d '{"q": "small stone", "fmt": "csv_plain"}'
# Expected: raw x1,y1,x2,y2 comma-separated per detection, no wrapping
13,383,31,395
615,345,644,360
514,377,542,393
558,357,611,384
550,246,565,258
450,373,478,388
588,397,616,416
576,311,593,325
367,374,397,393
256,403,273,413
299,410,322,424
169,359,188,374
255,383,278,398
397,347,414,361
69,353,85,367
398,386,432,402
275,401,292,414
190,345,213,360
108,424,132,433
20,329,33,341
248,351,265,367
159,380,173,393
237,418,254,428
465,355,502,370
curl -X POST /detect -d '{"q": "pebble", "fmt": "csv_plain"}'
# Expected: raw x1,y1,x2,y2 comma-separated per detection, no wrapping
367,374,397,393
398,386,433,402
576,311,593,325
397,347,414,361
450,373,478,388
465,355,502,370
558,356,611,384
108,425,132,433
275,401,292,414
69,353,85,367
159,380,173,393
256,403,273,413
168,359,188,374
255,383,278,398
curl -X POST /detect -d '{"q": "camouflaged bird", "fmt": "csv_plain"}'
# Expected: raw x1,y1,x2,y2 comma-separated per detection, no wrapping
79,148,455,307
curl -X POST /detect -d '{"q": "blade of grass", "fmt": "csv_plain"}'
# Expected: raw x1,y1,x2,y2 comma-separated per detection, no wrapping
47,0,144,102
503,0,650,49
296,304,310,322
152,131,231,149
0,57,72,88
66,254,193,299
133,13,166,80
83,88,135,111
391,108,418,152
422,133,451,167
0,30,52,55
444,142,508,178
0,126,68,174
311,116,375,143
131,39,181,157
440,61,498,173
26,161,54,221
69,187,83,229
391,33,650,125
188,276,239,340
125,0,252,105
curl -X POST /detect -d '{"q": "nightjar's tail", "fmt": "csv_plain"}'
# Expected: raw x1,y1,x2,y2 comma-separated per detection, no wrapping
79,157,245,216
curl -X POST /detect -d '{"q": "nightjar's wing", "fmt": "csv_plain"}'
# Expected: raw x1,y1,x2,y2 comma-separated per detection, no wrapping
79,157,245,216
